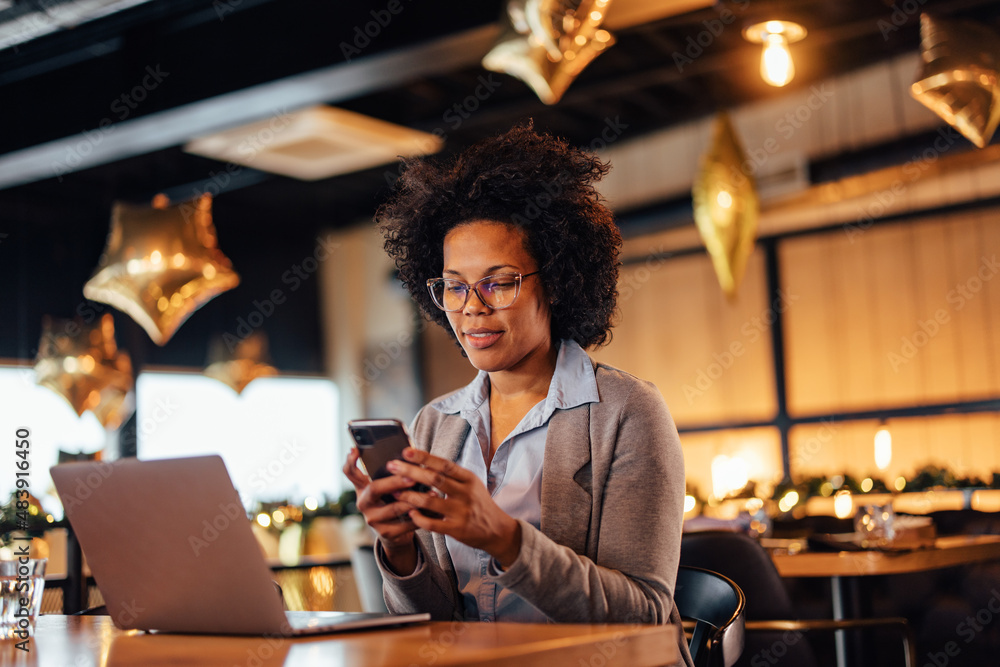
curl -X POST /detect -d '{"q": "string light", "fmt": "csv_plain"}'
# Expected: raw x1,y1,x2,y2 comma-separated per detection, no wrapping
834,489,853,519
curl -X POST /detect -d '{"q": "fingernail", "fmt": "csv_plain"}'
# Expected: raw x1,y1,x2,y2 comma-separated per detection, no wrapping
387,461,400,472
403,448,417,460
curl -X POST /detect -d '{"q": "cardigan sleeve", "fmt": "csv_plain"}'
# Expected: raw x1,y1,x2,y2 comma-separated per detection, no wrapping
376,531,463,620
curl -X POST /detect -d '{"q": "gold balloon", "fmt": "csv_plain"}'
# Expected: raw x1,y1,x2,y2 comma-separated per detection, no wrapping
482,0,616,105
911,13,1000,149
204,332,277,394
34,313,134,430
83,194,240,346
692,113,760,299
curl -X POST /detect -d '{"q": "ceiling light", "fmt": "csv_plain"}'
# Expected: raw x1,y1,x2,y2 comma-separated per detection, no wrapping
743,20,807,87
184,106,442,181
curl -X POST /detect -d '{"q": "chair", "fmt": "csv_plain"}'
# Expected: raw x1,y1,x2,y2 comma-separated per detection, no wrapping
350,544,389,613
675,565,746,667
681,531,917,667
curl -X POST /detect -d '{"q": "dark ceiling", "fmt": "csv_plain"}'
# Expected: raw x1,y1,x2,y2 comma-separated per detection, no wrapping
2,0,999,372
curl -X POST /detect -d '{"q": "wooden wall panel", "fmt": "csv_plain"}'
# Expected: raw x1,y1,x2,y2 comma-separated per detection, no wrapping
779,235,838,414
593,248,777,427
782,210,1000,415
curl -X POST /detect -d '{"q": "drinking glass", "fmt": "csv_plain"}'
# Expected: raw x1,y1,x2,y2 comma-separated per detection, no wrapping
854,504,896,549
1,557,47,640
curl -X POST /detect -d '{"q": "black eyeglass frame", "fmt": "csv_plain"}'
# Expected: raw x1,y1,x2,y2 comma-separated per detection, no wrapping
425,271,540,312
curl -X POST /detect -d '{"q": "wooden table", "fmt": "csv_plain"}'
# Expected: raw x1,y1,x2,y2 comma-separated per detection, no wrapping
2,616,679,667
771,534,1000,578
769,534,1000,667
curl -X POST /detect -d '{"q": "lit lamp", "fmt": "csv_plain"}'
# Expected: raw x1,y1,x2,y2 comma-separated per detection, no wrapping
710,454,748,500
874,424,892,472
834,489,853,519
742,20,807,87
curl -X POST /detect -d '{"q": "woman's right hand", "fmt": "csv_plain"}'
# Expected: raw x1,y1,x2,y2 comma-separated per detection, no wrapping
342,447,419,575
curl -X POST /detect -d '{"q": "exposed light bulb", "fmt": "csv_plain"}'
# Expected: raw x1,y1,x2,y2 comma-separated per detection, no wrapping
743,20,806,88
874,427,892,471
761,33,794,87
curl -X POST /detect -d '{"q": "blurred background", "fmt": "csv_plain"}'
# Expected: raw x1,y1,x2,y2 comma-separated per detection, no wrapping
0,0,997,557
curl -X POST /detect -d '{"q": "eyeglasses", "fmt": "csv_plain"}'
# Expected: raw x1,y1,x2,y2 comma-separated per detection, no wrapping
426,271,540,312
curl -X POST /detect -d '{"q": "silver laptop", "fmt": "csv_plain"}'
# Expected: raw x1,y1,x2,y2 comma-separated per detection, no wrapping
50,455,429,636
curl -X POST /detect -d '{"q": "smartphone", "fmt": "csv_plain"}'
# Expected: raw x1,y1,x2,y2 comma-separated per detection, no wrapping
347,418,441,518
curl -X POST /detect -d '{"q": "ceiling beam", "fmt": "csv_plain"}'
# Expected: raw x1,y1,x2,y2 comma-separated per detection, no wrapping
0,24,498,191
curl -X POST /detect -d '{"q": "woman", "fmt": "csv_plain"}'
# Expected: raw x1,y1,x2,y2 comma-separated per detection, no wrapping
343,124,692,665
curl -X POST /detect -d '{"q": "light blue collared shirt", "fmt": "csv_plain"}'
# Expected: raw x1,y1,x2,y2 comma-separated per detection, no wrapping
430,339,600,622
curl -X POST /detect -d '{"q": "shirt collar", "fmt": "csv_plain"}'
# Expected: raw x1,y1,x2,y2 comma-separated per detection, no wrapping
431,339,599,416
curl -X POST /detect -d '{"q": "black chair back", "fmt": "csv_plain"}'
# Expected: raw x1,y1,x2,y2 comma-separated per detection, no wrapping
681,531,820,667
675,565,745,667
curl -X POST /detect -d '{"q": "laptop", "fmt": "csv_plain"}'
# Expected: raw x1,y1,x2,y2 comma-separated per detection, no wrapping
50,455,430,636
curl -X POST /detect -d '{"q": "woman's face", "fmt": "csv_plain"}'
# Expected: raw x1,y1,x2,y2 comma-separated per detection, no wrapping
441,220,553,374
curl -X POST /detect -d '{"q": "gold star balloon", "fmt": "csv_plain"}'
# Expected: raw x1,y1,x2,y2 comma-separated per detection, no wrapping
911,13,1000,148
34,313,134,430
692,113,760,299
83,193,240,346
482,0,616,105
203,331,277,395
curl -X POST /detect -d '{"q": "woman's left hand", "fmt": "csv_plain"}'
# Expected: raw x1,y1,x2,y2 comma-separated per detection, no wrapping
388,448,522,569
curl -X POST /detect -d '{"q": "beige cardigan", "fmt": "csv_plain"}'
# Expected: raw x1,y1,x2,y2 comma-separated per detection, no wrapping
377,358,694,667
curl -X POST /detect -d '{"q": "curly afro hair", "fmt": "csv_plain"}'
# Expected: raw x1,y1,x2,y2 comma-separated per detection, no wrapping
377,122,622,349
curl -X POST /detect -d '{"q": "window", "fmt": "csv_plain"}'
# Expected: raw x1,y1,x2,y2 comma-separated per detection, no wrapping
137,372,341,508
1,365,107,517
1,365,342,518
